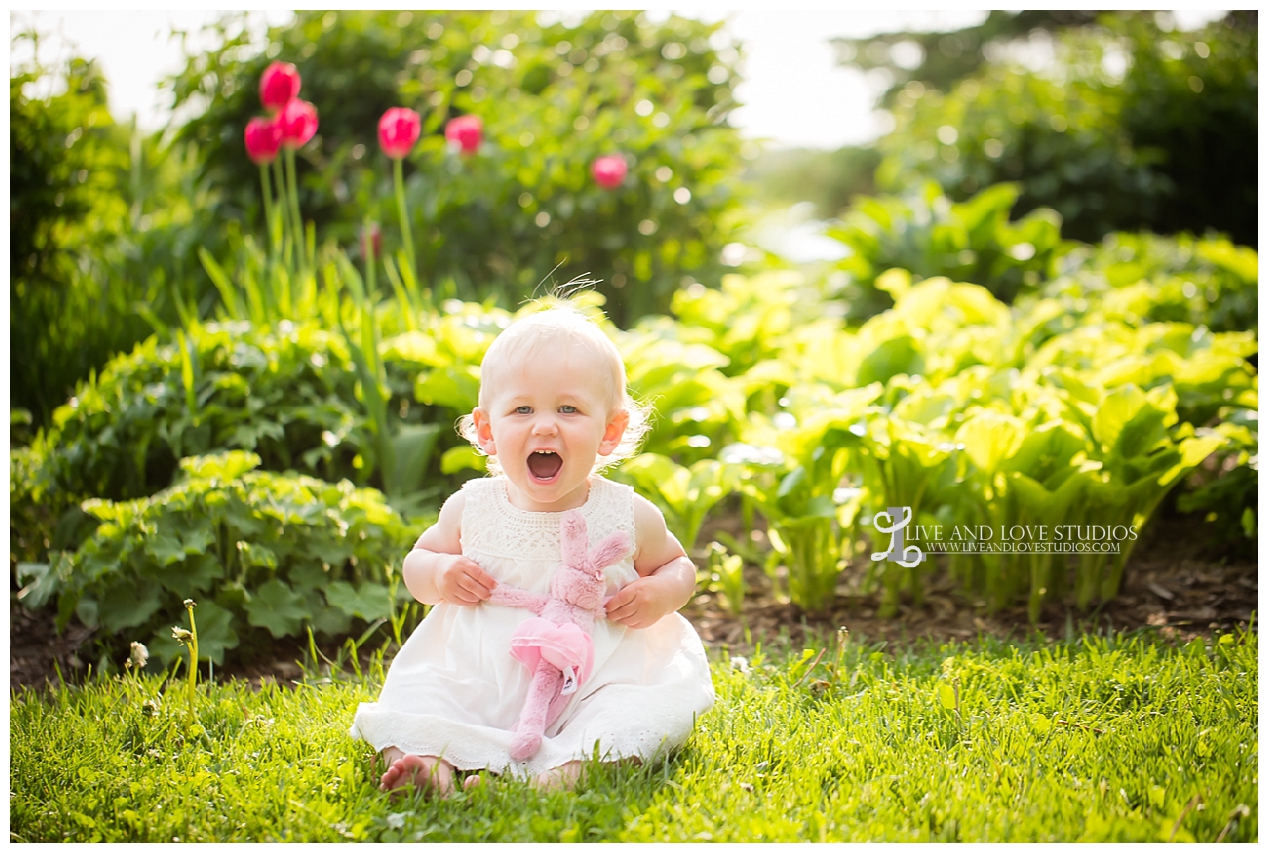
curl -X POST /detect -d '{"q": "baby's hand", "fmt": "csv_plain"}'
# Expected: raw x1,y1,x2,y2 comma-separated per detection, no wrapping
435,555,496,606
604,576,677,630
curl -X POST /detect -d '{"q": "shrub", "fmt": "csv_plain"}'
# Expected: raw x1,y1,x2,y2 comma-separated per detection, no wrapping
825,182,1066,322
1031,231,1258,334
40,322,375,505
16,451,416,668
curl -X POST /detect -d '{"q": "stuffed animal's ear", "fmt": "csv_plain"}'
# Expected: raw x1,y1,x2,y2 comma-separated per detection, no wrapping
560,509,589,567
588,530,632,570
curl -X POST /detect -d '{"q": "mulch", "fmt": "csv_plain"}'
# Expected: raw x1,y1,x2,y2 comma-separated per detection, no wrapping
9,512,1256,691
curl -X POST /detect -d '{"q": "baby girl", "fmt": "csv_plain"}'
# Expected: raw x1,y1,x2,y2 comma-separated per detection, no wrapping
350,300,714,793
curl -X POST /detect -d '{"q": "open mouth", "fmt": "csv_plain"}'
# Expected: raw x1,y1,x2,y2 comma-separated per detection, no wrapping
527,450,563,482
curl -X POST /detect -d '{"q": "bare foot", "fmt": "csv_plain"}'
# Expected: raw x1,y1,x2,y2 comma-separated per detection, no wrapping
462,773,485,791
534,760,584,791
379,747,455,798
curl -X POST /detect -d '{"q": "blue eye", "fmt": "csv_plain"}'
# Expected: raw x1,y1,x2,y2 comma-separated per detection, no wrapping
559,405,577,414
515,406,532,414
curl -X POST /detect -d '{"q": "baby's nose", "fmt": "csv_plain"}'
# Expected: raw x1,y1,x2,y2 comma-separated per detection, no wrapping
531,415,558,435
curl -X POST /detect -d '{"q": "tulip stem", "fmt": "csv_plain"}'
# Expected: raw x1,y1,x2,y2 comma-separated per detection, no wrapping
259,163,279,259
392,158,416,279
285,148,306,280
273,158,293,268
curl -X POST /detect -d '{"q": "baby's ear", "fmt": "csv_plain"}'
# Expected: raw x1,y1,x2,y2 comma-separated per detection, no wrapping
598,408,630,456
472,408,496,456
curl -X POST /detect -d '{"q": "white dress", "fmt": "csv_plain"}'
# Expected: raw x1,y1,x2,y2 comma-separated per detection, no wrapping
349,475,715,778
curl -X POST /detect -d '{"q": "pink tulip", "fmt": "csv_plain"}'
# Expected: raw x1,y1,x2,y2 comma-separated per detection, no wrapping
259,61,301,113
444,115,482,155
591,154,629,190
378,107,422,159
244,116,283,165
278,99,319,149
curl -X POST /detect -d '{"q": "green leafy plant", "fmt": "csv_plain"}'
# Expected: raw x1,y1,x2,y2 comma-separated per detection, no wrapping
826,182,1066,322
1031,231,1258,334
18,451,416,668
702,541,746,615
611,453,741,556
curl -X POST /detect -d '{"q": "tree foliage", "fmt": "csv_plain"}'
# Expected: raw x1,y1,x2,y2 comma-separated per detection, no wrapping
835,11,1257,246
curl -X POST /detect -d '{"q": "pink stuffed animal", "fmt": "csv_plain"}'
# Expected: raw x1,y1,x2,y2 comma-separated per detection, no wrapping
487,509,632,761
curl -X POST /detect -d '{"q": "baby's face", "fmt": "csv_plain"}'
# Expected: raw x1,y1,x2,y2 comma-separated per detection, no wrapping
474,343,628,512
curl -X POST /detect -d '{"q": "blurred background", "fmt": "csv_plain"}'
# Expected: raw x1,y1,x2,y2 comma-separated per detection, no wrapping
10,8,1248,421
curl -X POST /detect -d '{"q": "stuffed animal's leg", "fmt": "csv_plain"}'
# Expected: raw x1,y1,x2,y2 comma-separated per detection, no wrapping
510,659,563,761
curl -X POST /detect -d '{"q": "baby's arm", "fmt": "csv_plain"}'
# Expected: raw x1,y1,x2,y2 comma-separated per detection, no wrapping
604,494,696,630
402,491,497,606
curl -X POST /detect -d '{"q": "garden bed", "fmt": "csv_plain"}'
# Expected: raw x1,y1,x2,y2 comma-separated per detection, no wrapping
12,509,1254,692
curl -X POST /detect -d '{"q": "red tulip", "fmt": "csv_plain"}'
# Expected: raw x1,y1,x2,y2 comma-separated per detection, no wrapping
444,115,482,155
591,154,629,189
278,99,319,149
378,107,422,159
244,116,283,165
259,61,301,113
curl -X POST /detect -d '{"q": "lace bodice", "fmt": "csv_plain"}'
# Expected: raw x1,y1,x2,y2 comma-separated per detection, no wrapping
459,476,637,594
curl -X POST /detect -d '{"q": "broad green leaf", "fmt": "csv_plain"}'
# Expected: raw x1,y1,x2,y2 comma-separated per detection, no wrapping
414,366,479,410
237,540,279,569
99,581,164,634
955,410,1025,474
1159,434,1226,486
385,423,440,497
325,580,393,621
382,330,439,364
16,562,57,609
857,335,923,387
245,578,310,639
1092,384,1147,451
441,445,486,475
180,450,262,481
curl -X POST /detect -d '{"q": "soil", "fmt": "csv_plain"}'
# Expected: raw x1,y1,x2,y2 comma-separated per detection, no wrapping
9,511,1257,691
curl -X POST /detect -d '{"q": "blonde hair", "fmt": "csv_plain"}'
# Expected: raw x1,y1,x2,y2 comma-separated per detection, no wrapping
457,299,650,474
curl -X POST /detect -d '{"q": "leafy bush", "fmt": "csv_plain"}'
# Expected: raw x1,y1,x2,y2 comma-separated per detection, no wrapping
10,33,227,426
826,182,1066,322
872,14,1257,246
170,10,746,324
39,322,375,505
1031,231,1258,333
16,451,416,668
707,270,1256,615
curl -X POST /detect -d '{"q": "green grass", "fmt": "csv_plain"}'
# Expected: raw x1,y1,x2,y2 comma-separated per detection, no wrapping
10,626,1257,842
